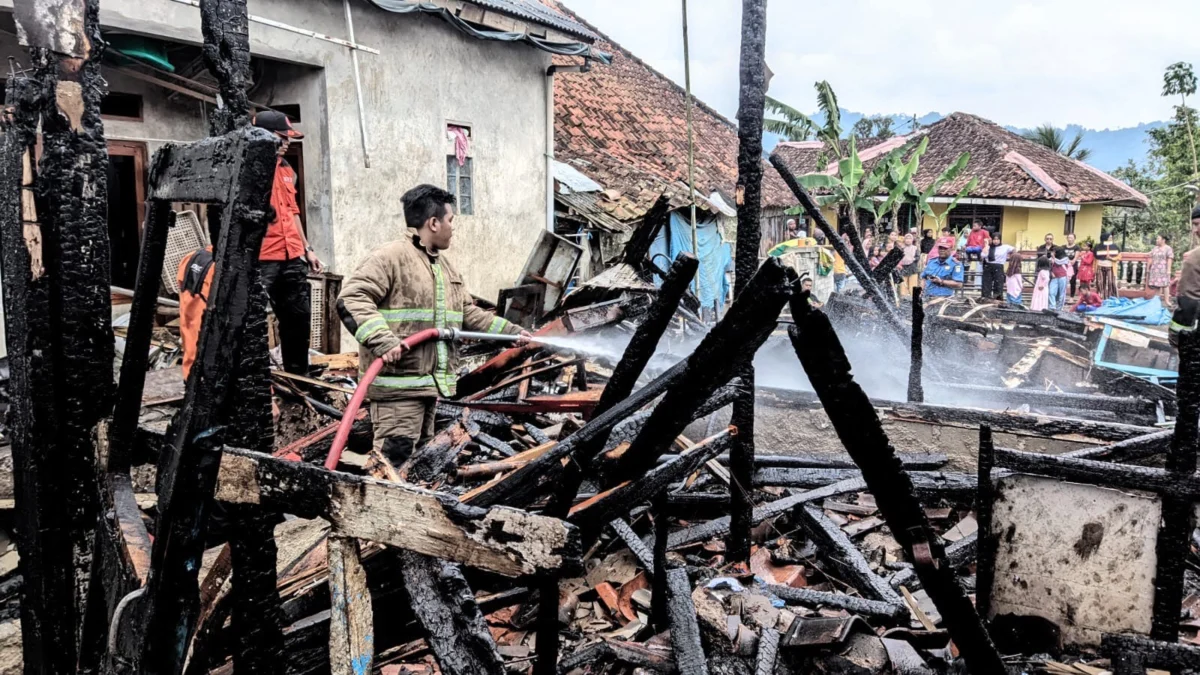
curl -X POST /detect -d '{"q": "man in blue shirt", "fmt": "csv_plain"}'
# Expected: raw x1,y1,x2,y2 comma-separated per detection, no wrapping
921,244,964,297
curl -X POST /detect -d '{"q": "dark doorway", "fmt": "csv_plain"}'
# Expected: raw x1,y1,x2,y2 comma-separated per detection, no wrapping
106,141,147,288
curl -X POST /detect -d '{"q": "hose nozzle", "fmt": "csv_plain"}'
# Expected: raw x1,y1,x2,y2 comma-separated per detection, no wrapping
443,328,523,343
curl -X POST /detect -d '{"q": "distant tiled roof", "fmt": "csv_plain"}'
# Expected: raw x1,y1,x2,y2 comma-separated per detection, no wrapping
547,1,793,222
471,0,595,39
773,113,1148,207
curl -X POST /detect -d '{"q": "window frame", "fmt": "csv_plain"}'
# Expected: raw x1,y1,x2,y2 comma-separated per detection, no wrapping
446,154,474,216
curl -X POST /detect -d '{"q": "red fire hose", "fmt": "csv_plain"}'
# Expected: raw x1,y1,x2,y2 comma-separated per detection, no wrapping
324,328,444,470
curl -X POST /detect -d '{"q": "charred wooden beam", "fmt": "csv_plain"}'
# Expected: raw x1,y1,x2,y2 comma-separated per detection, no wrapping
398,551,505,673
109,203,173,472
604,382,741,451
729,0,771,565
786,297,1006,675
570,429,735,532
885,400,1156,443
622,195,671,270
651,494,669,630
556,640,676,674
908,288,924,403
992,446,1200,500
871,247,904,286
755,626,779,675
1,2,113,667
944,383,1157,417
610,519,655,570
400,413,475,484
657,451,948,470
945,531,978,570
228,508,284,674
665,478,866,550
666,568,708,675
766,584,908,620
975,426,998,622
134,126,280,675
797,504,904,607
605,258,795,487
754,468,977,499
214,446,580,576
1064,429,1172,462
1152,329,1200,642
1102,634,1200,673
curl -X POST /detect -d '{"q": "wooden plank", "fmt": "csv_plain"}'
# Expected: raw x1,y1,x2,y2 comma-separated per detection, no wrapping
328,536,374,675
214,446,580,577
310,352,358,371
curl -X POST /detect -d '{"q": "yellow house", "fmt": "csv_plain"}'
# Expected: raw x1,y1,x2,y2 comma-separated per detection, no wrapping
771,113,1147,249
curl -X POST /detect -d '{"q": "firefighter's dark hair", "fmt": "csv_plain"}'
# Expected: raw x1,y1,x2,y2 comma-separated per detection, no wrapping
402,184,456,229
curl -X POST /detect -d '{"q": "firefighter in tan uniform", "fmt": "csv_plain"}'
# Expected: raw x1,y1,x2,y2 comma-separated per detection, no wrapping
1170,206,1200,348
336,185,530,463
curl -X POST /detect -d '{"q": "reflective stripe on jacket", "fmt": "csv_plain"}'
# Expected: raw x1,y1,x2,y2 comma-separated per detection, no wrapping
336,236,519,400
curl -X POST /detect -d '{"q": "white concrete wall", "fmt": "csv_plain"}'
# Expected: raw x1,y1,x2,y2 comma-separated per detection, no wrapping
0,0,551,306
1,0,554,305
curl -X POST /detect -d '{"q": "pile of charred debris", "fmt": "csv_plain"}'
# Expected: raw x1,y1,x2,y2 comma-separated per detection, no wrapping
2,1,1200,675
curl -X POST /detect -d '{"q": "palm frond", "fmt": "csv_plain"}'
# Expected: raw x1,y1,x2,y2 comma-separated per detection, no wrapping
813,80,842,150
764,96,817,142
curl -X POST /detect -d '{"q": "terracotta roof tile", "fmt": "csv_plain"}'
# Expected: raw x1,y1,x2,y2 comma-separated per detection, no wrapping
545,0,793,220
772,113,1148,207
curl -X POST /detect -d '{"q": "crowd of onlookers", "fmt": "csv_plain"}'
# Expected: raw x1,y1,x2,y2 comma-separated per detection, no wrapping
770,217,1178,313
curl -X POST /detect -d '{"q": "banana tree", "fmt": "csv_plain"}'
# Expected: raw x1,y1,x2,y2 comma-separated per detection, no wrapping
793,135,927,236
914,151,980,232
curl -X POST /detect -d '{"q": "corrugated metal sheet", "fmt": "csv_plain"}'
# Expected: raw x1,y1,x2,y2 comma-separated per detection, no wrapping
557,191,631,234
470,0,595,39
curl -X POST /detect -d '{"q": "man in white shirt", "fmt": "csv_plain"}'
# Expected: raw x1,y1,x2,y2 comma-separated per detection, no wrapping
980,231,1015,301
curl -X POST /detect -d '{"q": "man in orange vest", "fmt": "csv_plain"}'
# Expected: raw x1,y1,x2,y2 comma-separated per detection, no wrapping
253,111,323,374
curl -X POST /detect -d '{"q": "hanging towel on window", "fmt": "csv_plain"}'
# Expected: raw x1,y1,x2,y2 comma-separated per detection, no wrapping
447,126,470,167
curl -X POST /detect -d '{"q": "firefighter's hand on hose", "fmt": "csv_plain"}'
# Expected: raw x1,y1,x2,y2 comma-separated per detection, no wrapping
381,342,409,364
515,330,533,346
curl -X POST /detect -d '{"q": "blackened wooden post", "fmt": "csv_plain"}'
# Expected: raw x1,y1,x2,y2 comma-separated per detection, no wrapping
1152,329,1200,641
652,494,670,630
2,1,113,670
532,255,697,675
136,129,279,675
975,425,997,621
786,296,1006,675
109,203,174,473
908,288,925,403
728,0,769,564
870,246,904,286
199,1,284,671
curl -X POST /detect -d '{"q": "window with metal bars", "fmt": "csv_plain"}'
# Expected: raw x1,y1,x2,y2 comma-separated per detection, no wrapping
446,156,473,215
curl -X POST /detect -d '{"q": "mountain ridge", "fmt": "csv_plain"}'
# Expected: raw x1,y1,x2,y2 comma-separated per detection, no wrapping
762,110,1163,172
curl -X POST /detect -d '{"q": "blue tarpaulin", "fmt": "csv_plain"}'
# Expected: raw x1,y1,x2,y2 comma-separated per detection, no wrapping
1088,296,1173,326
648,211,732,311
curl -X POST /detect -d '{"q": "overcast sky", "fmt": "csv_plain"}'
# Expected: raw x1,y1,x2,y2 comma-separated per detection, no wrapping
562,0,1200,131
